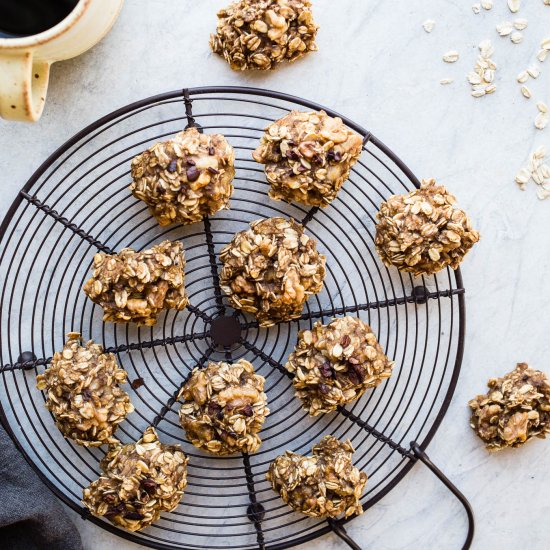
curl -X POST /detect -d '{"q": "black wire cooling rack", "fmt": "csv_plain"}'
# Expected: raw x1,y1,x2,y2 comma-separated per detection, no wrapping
0,87,474,550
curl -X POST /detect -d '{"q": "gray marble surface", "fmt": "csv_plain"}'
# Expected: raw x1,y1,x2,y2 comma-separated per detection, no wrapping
1,1,550,549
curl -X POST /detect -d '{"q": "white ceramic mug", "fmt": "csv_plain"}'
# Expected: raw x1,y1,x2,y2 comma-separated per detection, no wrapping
0,0,124,122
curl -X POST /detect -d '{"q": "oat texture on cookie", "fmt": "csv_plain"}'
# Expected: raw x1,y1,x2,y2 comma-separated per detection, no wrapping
210,0,319,71
130,127,235,226
266,435,367,518
469,363,550,451
36,332,134,447
179,359,269,455
253,110,363,207
286,316,394,415
83,427,188,531
83,240,188,326
219,217,326,326
375,179,480,276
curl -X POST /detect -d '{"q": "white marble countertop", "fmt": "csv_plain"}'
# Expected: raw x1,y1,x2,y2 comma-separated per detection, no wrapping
1,1,550,549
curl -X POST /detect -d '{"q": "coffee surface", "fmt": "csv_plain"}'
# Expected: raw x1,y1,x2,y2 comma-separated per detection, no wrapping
0,0,78,38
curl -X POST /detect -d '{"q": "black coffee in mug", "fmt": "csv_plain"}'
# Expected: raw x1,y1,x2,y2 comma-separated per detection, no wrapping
0,0,79,38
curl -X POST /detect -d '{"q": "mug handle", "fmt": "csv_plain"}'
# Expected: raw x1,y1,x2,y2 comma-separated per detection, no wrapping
0,51,50,122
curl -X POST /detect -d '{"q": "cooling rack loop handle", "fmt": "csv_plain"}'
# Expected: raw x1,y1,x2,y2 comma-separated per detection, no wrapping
328,519,362,550
410,442,474,550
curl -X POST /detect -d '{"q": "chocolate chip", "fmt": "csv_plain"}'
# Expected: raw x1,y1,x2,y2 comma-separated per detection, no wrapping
81,389,92,400
124,511,144,520
286,149,299,161
103,493,116,503
318,383,331,395
208,401,221,416
141,478,157,494
167,160,177,173
347,370,360,385
208,167,220,175
217,410,224,420
340,335,351,347
352,363,366,380
319,362,334,378
297,165,308,173
105,503,126,517
312,154,323,164
131,377,144,390
242,404,254,417
208,146,215,156
186,158,196,166
327,150,342,162
186,166,200,182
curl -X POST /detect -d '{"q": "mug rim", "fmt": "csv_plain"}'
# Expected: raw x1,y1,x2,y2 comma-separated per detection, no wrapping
0,0,91,49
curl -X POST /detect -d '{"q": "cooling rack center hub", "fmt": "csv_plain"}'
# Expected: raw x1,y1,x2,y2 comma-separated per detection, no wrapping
210,315,242,347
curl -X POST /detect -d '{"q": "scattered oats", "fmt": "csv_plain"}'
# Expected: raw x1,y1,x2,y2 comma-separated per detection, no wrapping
521,85,532,98
440,78,454,85
267,436,368,518
527,66,540,79
515,146,550,196
423,19,435,33
517,70,529,83
510,31,523,44
515,167,531,186
481,0,493,9
535,111,549,129
443,50,460,63
472,3,481,13
514,18,528,30
496,21,513,37
507,0,520,13
469,41,497,97
544,0,550,5
542,38,550,50
479,39,494,58
468,72,483,85
538,102,549,113
537,49,548,62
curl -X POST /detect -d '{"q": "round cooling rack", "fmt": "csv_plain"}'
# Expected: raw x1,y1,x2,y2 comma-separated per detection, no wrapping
0,87,474,550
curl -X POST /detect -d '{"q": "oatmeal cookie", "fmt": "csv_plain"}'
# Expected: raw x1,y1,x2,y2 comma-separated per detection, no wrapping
130,127,235,226
36,333,134,447
286,316,394,415
266,435,367,518
83,240,188,326
469,363,550,451
179,359,269,455
83,427,188,531
219,217,326,326
253,110,363,207
210,0,319,71
375,179,480,276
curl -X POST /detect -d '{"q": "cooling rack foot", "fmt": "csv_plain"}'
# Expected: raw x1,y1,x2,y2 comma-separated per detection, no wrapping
328,519,362,550
410,442,474,550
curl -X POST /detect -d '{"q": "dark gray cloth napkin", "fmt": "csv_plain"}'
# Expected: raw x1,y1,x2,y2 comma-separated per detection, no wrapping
0,424,83,550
